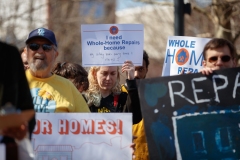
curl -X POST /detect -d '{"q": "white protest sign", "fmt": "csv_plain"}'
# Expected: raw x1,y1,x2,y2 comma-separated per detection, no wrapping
162,36,211,76
0,144,5,160
81,24,144,67
32,113,132,160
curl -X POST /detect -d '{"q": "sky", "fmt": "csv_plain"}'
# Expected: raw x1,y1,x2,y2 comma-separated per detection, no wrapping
116,0,211,10
116,0,173,11
116,0,147,10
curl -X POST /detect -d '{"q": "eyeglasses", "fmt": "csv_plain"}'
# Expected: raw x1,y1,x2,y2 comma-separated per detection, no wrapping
28,43,53,51
208,55,232,63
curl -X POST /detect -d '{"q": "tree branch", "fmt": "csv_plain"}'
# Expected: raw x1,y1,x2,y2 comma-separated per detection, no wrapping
192,5,215,23
233,30,240,43
133,0,173,6
211,0,240,6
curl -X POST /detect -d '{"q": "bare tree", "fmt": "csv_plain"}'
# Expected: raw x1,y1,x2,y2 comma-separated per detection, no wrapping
0,0,116,64
0,0,48,47
187,0,240,62
4,0,240,65
132,0,240,63
191,0,240,43
133,0,240,42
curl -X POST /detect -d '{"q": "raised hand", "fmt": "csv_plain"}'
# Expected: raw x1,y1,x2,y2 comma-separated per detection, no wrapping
121,60,135,80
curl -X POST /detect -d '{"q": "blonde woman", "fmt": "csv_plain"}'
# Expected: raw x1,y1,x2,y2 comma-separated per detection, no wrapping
83,60,142,124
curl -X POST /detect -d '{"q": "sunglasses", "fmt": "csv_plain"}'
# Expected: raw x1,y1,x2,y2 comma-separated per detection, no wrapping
28,43,53,51
208,55,232,63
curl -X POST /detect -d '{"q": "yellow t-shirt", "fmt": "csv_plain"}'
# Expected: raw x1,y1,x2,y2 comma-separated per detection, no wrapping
26,70,90,113
132,120,149,160
121,85,149,160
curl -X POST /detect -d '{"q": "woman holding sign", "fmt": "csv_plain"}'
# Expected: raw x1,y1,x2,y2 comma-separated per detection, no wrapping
83,60,142,124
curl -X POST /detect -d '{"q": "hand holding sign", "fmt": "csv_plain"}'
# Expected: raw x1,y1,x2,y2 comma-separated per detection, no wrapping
0,109,35,140
1,122,28,140
121,60,135,80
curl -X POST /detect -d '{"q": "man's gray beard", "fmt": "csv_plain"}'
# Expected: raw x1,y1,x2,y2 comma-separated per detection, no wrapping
29,61,47,73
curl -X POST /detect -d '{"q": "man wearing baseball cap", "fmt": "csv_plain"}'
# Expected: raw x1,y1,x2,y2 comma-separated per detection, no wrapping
25,27,90,113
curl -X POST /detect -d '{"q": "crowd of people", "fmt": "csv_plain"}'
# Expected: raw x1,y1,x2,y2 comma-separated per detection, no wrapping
0,27,238,160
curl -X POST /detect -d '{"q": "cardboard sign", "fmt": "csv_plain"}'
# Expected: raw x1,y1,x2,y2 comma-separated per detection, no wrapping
0,144,6,160
138,67,240,160
81,24,144,66
162,36,211,76
32,113,132,160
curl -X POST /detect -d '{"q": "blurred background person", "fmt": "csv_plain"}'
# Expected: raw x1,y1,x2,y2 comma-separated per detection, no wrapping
52,62,89,93
0,41,35,160
19,47,29,70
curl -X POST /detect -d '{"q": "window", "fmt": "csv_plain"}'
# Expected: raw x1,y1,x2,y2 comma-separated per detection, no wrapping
192,131,207,154
215,127,233,152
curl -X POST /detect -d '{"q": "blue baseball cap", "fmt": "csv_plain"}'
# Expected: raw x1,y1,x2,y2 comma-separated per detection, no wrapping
25,28,58,47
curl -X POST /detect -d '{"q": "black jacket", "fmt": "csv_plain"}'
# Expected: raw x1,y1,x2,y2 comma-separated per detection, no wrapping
86,79,142,124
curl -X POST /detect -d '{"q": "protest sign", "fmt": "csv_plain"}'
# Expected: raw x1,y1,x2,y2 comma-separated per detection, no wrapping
0,144,5,160
81,24,144,67
162,36,211,76
138,67,240,160
32,113,132,160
